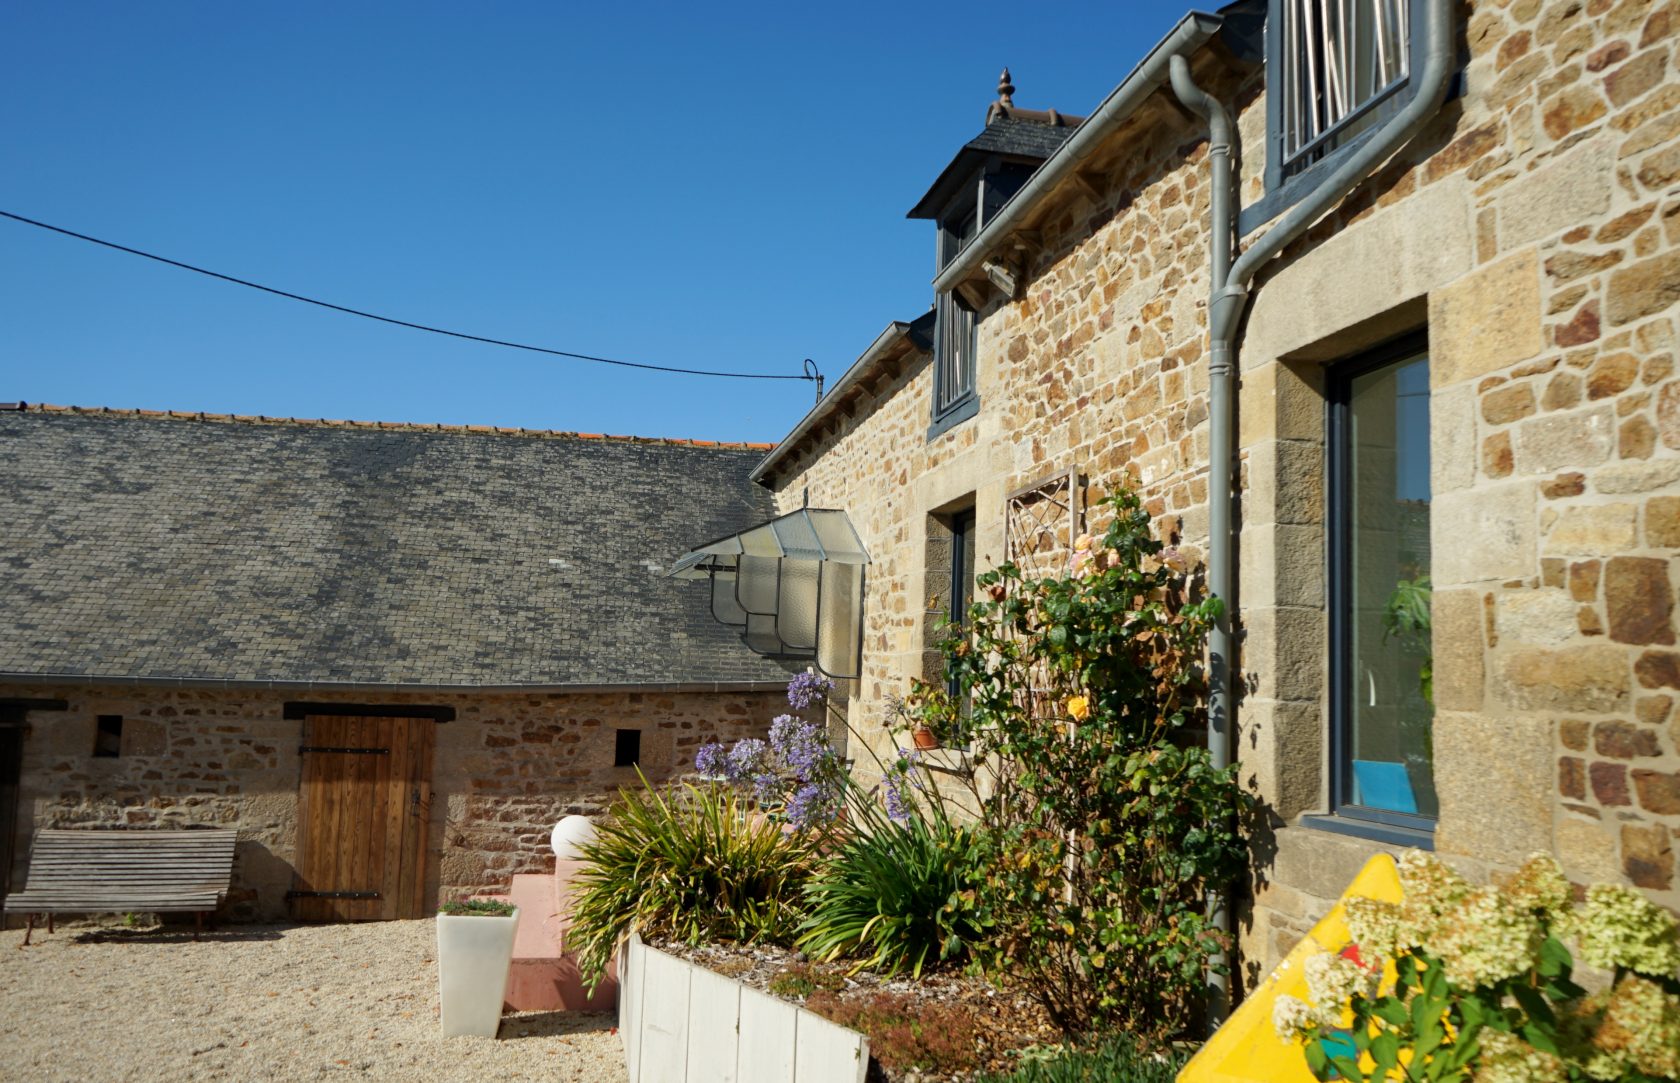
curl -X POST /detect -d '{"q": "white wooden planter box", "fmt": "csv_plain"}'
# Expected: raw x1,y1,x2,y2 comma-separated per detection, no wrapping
618,933,869,1083
437,908,520,1038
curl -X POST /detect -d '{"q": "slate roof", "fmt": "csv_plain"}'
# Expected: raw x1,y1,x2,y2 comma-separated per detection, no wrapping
0,404,794,689
908,113,1083,220
965,115,1081,159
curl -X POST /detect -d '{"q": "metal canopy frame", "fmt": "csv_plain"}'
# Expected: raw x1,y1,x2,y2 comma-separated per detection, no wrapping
669,508,869,679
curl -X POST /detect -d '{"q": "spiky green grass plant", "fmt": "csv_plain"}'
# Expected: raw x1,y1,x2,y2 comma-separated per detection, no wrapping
796,798,985,978
568,774,815,989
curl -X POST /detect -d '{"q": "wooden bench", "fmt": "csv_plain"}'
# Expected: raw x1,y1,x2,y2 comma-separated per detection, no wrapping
3,828,238,945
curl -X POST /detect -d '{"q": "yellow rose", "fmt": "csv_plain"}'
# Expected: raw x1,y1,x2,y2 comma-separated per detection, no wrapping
1066,695,1090,721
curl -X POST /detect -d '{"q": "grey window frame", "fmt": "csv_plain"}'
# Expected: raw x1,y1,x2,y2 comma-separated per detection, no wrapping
930,198,981,438
1243,0,1433,234
1301,331,1437,850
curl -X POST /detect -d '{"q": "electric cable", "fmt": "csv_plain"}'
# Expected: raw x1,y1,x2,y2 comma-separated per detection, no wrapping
0,209,817,383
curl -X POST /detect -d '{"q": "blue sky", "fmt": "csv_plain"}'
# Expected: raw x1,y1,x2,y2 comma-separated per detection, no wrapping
5,2,1195,443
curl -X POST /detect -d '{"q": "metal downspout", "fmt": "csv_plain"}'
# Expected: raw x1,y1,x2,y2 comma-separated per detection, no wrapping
1170,0,1455,1026
1169,54,1236,1027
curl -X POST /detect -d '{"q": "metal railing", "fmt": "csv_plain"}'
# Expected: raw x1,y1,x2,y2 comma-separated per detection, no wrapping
1280,0,1410,166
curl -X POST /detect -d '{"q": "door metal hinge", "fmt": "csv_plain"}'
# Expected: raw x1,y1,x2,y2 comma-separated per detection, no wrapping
298,746,390,755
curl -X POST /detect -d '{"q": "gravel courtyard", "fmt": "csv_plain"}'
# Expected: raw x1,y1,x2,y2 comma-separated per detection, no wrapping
0,919,628,1082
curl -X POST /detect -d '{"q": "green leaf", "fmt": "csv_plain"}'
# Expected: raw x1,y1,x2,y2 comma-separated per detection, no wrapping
1370,1031,1400,1072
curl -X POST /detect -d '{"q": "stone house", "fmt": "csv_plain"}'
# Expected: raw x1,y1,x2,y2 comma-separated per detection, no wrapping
0,403,794,921
737,0,1680,991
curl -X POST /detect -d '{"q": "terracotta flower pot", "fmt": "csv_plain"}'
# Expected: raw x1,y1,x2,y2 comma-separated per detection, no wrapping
911,726,940,751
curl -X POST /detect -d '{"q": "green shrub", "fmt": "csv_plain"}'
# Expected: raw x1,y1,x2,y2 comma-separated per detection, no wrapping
568,775,815,988
900,488,1252,1039
974,1033,1189,1083
797,798,986,977
1278,850,1680,1083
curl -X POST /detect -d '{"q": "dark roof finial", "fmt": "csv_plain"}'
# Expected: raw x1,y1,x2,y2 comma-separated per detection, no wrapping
997,67,1015,107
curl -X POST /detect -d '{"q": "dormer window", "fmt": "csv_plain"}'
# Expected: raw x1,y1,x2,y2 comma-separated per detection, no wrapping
910,70,1082,440
1250,0,1426,229
934,208,980,426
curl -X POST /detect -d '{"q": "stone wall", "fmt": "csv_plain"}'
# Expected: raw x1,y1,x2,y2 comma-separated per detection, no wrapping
764,81,1240,782
1236,0,1680,980
1,682,784,920
761,0,1680,990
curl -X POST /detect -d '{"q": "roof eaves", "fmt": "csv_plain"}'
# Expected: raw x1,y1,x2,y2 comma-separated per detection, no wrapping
931,10,1225,296
749,317,928,485
0,671,792,695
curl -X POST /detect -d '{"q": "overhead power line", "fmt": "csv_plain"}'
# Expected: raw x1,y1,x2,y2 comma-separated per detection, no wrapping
0,209,817,383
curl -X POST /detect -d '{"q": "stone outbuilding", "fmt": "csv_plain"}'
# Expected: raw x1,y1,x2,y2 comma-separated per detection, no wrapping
0,403,793,921
738,0,1680,992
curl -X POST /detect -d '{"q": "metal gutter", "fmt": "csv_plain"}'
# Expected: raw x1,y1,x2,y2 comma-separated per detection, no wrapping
931,10,1225,296
0,672,791,695
749,320,918,484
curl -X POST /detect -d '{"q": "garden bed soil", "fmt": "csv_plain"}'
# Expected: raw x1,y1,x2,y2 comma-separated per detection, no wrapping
651,937,1061,1082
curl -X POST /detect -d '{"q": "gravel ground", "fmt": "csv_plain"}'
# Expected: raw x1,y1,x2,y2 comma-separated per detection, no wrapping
0,919,627,1082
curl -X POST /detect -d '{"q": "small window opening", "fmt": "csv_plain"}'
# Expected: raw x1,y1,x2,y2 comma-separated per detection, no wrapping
614,729,641,767
93,715,123,758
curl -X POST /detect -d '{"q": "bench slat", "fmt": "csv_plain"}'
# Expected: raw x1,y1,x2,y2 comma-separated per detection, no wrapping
9,829,238,917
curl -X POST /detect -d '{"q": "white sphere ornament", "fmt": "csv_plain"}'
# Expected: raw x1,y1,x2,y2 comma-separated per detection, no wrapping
550,815,598,861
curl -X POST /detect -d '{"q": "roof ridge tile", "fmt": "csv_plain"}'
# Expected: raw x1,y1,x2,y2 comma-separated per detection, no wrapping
6,402,774,450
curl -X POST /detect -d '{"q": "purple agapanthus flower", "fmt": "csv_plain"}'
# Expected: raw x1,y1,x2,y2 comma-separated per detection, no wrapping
727,738,770,781
881,747,924,823
786,671,833,710
750,771,784,804
783,780,840,830
768,714,829,781
694,742,728,778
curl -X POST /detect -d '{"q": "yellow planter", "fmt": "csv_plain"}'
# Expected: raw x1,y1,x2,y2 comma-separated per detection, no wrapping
1179,854,1404,1083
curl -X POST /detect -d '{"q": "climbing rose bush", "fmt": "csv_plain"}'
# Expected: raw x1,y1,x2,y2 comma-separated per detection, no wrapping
899,488,1250,1040
1274,850,1680,1082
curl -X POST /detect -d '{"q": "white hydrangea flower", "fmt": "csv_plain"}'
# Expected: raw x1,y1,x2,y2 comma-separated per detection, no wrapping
1395,849,1473,946
1429,886,1542,989
1303,951,1369,1023
1592,974,1680,1079
1474,1028,1566,1083
1344,896,1408,961
1566,884,1680,978
1502,852,1572,917
1272,993,1316,1042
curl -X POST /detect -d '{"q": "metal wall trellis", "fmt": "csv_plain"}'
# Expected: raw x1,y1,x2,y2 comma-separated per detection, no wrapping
1004,468,1085,582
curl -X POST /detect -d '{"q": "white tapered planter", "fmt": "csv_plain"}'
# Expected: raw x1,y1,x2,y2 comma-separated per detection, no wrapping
437,908,519,1037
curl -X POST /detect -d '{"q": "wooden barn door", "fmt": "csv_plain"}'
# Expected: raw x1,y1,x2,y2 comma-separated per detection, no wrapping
290,715,434,921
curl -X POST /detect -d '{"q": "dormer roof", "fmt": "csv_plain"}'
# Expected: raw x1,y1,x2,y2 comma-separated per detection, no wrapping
907,70,1084,220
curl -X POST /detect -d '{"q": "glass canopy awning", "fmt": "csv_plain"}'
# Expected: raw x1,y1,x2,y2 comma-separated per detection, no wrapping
668,508,868,679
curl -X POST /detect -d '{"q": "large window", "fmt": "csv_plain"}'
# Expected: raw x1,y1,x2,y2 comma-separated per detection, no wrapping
1252,0,1426,229
1327,338,1435,833
933,207,980,429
